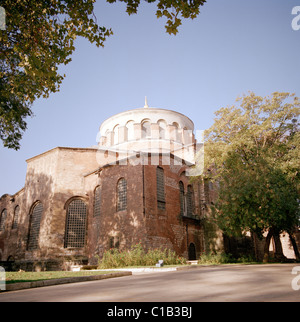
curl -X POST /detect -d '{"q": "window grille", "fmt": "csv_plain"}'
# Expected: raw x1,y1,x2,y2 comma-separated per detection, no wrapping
12,205,19,229
0,209,7,232
179,181,185,216
27,202,43,250
187,185,194,217
156,167,165,209
117,178,127,211
94,186,101,217
64,199,87,248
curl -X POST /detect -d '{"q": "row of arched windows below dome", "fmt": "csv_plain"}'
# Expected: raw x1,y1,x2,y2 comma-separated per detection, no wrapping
0,174,195,251
101,120,194,146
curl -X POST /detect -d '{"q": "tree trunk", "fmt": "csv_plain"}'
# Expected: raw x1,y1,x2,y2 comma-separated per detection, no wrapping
263,228,273,263
251,231,258,261
288,230,300,261
273,228,287,262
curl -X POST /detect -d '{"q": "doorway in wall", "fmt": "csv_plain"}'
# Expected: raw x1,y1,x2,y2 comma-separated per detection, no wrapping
188,242,196,260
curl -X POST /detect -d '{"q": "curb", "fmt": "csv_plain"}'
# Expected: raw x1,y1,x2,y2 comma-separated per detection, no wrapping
92,265,201,274
3,271,132,292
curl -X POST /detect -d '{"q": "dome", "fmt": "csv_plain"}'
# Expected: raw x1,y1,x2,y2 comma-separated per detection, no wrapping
97,103,195,156
99,107,194,136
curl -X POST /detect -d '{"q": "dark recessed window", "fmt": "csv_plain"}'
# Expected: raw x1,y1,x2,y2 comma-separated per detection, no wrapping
12,205,19,230
0,209,7,232
117,178,127,211
94,186,101,217
187,185,194,217
156,167,165,210
109,236,120,249
64,199,87,248
179,181,185,216
27,202,43,250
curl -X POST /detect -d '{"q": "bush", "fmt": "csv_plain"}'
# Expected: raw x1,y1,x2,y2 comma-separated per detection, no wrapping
198,252,236,265
98,243,186,269
198,252,256,265
236,254,256,263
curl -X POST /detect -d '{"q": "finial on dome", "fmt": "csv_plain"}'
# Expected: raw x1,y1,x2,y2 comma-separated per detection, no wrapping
144,96,149,108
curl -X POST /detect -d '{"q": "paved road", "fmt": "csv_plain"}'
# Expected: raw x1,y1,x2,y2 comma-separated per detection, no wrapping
1,264,300,302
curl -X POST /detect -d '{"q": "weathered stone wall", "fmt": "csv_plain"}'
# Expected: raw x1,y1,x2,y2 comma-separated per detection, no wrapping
0,149,216,265
0,147,100,262
87,153,207,262
1,146,298,269
86,162,147,264
0,190,25,261
142,155,204,258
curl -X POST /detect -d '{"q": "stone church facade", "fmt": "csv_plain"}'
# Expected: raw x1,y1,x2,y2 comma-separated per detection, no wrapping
0,103,298,270
0,104,222,269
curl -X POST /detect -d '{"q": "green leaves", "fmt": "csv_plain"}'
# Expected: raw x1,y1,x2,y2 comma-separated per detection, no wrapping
107,0,206,35
0,0,207,150
203,92,300,238
0,0,113,149
154,0,206,35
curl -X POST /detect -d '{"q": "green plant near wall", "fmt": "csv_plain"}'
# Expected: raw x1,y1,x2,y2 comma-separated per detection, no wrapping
98,243,187,269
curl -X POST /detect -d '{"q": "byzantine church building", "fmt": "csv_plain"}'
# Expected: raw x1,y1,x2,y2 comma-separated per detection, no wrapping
0,100,297,270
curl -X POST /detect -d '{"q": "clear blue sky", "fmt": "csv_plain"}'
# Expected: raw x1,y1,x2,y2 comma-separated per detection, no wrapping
1,0,300,197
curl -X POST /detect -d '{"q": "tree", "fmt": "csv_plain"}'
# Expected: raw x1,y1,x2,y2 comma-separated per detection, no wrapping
107,0,206,35
202,92,300,261
0,0,206,149
0,0,112,149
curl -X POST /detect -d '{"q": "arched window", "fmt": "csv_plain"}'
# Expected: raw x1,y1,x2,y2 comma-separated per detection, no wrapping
0,209,7,232
126,120,135,141
187,185,194,217
64,199,87,248
158,120,167,139
156,167,165,209
94,186,101,217
117,178,127,211
142,121,151,138
173,122,179,141
12,205,19,230
113,124,119,145
27,202,43,250
179,181,185,216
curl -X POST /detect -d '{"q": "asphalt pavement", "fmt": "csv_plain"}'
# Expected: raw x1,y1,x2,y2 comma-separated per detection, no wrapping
0,264,299,302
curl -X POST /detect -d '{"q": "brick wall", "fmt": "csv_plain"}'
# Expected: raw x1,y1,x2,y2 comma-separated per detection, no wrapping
1,146,298,268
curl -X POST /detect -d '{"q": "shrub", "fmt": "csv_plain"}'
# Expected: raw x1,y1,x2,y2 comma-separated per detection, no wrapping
198,252,256,265
98,243,186,268
198,252,236,265
236,254,256,263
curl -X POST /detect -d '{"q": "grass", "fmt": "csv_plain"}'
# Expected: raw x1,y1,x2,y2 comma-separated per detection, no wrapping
97,243,186,269
5,270,115,284
4,251,259,284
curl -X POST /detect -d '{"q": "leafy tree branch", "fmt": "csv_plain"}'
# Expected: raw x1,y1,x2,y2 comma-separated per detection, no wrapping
0,0,206,149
